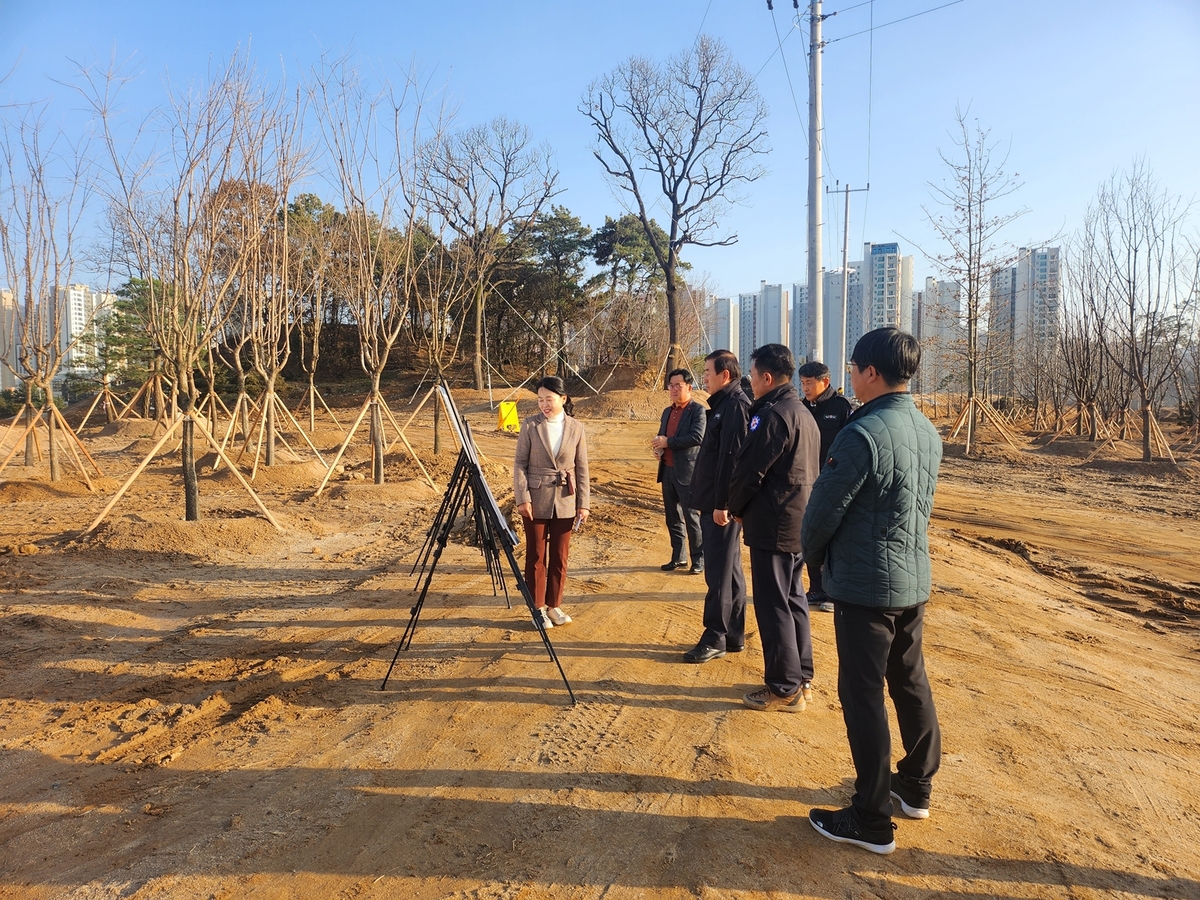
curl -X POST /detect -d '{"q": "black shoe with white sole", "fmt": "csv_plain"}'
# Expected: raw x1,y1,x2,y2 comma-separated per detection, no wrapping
890,773,931,819
808,807,896,854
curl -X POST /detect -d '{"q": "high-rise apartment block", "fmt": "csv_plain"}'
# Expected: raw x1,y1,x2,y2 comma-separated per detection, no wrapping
989,246,1061,393
737,282,789,358
916,277,962,393
57,284,115,375
790,282,808,364
858,242,914,334
1,289,18,391
708,296,740,359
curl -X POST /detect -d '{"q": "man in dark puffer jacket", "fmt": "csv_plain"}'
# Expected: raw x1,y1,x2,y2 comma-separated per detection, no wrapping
802,327,943,855
683,350,752,662
728,343,822,711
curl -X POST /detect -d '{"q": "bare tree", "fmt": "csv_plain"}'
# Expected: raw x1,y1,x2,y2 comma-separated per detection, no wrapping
922,108,1025,454
1060,234,1115,440
242,89,310,468
424,117,557,390
288,193,340,432
310,58,440,482
1082,162,1197,461
581,35,769,380
81,50,278,518
0,105,94,481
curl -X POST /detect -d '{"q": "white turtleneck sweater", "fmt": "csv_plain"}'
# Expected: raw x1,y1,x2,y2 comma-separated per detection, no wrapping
545,411,566,458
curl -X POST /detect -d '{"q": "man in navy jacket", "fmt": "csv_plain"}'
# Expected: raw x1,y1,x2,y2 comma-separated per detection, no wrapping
728,344,822,710
683,350,751,662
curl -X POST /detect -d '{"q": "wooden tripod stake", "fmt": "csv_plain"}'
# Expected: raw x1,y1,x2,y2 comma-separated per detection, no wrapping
83,413,282,537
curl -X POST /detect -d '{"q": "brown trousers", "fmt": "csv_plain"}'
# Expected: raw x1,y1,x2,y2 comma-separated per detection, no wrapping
522,516,574,609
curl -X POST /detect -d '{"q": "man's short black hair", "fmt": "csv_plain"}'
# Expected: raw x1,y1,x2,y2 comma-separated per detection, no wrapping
749,343,795,383
704,349,741,382
797,361,830,380
850,327,920,387
666,368,694,386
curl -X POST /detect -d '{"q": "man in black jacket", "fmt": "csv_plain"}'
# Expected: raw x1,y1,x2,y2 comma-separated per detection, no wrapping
728,344,822,710
682,350,752,662
652,369,706,573
799,361,854,612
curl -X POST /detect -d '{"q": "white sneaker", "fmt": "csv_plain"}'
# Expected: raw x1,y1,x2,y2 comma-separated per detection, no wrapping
534,608,553,629
546,607,572,626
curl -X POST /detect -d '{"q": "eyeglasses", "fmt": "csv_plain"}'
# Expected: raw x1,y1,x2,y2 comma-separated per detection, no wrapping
845,362,857,374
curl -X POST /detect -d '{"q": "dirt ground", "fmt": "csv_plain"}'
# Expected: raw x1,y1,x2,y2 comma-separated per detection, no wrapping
1,388,1198,899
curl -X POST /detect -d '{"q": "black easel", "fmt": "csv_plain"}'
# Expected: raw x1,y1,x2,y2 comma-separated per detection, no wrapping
380,388,575,703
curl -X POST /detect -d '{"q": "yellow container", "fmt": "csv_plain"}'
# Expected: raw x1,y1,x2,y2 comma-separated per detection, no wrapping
498,401,520,432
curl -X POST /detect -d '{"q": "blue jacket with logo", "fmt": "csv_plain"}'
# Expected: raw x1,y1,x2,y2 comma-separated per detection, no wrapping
728,383,822,553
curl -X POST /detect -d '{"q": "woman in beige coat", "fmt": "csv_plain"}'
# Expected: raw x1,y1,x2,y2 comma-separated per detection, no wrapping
513,376,590,629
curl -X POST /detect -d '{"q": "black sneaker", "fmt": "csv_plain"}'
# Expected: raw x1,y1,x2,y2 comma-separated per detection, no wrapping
688,559,704,575
661,560,687,571
682,642,725,663
890,773,931,819
809,807,896,854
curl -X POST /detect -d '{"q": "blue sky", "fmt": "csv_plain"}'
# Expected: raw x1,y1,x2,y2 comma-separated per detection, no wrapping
2,0,1198,299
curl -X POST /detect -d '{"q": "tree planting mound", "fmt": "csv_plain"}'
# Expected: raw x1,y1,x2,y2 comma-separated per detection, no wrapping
0,476,113,502
573,387,709,420
90,419,165,439
84,511,284,557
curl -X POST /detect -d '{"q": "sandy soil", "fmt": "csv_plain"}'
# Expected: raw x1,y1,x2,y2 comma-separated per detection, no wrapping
1,390,1198,899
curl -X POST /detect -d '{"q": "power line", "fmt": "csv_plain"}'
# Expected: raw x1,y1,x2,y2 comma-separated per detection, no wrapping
825,0,967,44
755,11,801,79
769,4,809,152
695,0,714,43
827,0,880,14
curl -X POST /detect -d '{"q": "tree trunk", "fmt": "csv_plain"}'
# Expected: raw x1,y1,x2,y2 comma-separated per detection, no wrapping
1141,390,1152,462
556,312,567,379
307,376,316,433
965,314,978,456
473,281,485,390
370,398,384,484
153,375,166,424
182,410,199,521
46,385,60,482
433,383,442,456
662,256,681,391
265,391,276,467
22,395,35,467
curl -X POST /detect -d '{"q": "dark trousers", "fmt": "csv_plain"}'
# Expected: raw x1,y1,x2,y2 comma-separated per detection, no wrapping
662,471,702,563
748,547,813,697
523,516,574,609
834,601,941,830
698,513,747,650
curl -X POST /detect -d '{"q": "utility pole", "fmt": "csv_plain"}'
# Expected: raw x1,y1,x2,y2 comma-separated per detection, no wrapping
808,0,825,365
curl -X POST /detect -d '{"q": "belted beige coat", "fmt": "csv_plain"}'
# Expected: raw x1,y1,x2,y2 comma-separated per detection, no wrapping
513,412,591,520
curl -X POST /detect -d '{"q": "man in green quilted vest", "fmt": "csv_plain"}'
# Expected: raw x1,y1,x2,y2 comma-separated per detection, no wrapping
802,327,943,855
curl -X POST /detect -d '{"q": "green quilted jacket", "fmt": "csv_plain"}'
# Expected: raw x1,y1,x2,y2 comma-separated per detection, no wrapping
800,391,942,609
